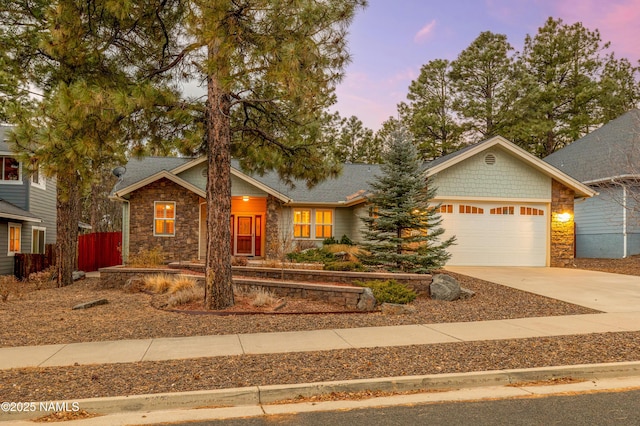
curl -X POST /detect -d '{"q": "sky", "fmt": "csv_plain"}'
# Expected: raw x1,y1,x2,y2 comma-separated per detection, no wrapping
334,0,640,131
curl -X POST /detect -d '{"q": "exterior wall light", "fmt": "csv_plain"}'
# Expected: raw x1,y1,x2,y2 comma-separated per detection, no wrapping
556,212,572,222
242,196,249,202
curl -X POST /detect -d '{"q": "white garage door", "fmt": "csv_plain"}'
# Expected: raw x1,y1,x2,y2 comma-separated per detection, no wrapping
439,202,548,267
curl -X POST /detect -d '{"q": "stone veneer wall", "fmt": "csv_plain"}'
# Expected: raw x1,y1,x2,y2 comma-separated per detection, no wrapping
264,195,281,260
128,178,202,262
550,179,575,267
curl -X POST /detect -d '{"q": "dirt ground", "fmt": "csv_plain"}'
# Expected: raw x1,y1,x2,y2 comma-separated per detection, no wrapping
0,257,638,402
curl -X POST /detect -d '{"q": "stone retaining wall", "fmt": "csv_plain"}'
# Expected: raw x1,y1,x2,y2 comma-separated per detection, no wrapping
168,263,432,296
98,267,375,310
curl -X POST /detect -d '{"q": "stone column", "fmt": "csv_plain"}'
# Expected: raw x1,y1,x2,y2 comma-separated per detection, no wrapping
550,180,575,267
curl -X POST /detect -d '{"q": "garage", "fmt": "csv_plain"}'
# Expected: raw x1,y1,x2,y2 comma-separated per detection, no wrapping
439,202,548,267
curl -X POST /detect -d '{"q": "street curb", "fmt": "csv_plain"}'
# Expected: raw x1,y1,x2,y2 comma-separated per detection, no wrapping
2,361,640,422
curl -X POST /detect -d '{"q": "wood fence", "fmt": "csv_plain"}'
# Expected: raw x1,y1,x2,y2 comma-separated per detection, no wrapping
77,232,122,272
14,244,56,279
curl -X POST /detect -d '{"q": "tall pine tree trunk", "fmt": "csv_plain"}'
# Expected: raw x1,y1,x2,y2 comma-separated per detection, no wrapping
204,68,234,309
56,171,81,287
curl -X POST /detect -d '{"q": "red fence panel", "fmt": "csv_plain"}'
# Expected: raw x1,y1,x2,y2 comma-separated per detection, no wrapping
77,232,122,272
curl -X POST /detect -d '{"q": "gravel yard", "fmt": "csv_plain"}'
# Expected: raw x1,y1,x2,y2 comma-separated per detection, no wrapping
0,258,638,402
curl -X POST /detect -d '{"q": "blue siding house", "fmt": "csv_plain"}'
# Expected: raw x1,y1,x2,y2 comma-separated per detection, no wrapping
544,109,640,258
0,126,57,275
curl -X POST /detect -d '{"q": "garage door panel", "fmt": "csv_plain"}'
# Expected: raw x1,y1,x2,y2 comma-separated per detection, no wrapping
440,202,547,267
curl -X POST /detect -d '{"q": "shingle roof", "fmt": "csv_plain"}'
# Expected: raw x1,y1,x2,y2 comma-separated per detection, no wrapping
111,156,195,195
0,199,41,222
544,109,640,183
235,161,381,203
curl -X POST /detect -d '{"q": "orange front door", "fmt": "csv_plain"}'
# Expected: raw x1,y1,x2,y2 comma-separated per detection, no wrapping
235,216,253,255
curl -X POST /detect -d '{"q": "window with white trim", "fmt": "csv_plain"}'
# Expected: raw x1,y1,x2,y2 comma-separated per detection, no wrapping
154,202,176,236
0,156,21,183
8,223,21,255
32,227,46,254
293,209,311,238
30,162,46,189
315,210,333,238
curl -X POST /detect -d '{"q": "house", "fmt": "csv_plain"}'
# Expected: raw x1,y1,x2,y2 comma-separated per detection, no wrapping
111,136,594,267
0,126,57,275
544,109,640,258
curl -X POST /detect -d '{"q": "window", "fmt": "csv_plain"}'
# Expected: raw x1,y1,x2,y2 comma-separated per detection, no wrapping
32,227,46,254
154,202,175,236
490,206,514,215
293,209,311,238
30,162,45,189
439,204,453,213
8,223,21,255
315,210,333,238
459,205,484,214
1,156,21,183
521,206,545,216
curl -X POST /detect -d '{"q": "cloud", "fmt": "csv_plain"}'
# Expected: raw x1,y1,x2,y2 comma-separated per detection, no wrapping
414,19,437,43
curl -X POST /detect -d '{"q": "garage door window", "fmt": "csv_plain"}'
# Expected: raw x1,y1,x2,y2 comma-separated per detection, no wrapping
521,207,544,216
439,204,453,213
490,206,514,215
459,205,484,214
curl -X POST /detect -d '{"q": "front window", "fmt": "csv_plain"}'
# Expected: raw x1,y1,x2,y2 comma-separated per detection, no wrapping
1,156,20,182
8,223,21,255
315,210,333,238
293,209,311,238
30,161,46,189
154,202,175,236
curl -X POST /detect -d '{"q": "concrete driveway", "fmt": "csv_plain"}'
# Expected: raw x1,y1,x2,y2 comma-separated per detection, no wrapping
444,267,640,313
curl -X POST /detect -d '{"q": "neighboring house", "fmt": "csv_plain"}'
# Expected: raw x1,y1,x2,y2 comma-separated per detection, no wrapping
544,109,640,258
0,126,57,275
111,136,594,267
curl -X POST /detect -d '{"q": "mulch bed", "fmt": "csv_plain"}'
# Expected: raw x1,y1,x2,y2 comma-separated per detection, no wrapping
0,259,638,402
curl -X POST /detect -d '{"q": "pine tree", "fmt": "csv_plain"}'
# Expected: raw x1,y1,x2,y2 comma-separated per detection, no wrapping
361,127,455,273
1,0,188,286
449,31,518,140
399,59,465,160
186,0,367,309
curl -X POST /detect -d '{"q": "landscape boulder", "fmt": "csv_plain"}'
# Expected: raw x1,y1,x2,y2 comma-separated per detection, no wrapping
356,287,376,311
430,274,461,301
459,287,476,300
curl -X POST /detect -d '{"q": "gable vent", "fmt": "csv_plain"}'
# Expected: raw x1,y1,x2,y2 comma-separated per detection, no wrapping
484,153,496,165
201,168,207,177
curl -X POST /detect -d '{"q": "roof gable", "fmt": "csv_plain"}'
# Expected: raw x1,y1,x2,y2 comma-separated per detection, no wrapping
427,136,595,198
544,109,640,184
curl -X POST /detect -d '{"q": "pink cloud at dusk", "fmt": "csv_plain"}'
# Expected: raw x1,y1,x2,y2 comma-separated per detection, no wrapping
414,19,437,43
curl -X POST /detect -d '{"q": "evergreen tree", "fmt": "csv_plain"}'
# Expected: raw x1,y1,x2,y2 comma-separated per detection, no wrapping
334,115,380,163
510,17,609,157
186,0,367,309
449,31,518,140
597,56,640,123
1,0,188,285
399,59,465,160
361,127,455,273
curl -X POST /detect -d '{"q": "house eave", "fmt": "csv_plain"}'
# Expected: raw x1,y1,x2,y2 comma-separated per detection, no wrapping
0,213,41,223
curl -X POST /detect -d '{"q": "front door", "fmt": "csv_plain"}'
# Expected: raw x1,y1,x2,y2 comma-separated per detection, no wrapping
235,216,254,256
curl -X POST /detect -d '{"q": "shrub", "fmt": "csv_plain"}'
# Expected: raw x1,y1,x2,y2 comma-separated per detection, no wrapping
339,235,355,246
323,244,362,262
249,288,279,307
143,273,173,293
322,237,338,245
355,280,417,305
167,286,202,308
0,275,19,302
27,267,56,290
231,256,249,266
324,261,365,272
169,275,197,294
127,247,164,267
287,248,335,263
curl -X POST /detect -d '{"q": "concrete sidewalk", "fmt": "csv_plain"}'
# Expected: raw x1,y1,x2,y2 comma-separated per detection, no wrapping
2,311,640,370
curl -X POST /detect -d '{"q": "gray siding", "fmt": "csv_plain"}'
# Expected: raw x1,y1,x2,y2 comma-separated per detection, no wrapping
432,147,551,200
27,176,57,246
574,188,623,258
0,222,11,275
